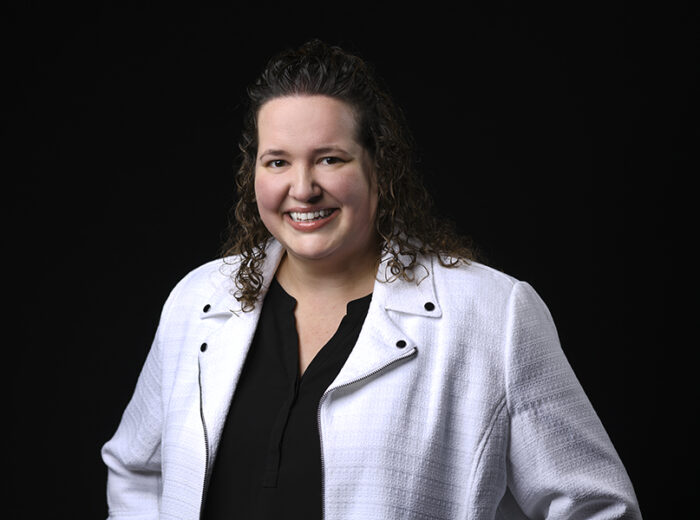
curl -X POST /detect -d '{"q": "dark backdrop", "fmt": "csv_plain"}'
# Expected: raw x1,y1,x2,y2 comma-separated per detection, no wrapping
6,3,687,518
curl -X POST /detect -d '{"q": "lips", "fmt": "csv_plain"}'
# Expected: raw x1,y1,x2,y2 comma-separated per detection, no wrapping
284,208,338,231
288,208,335,222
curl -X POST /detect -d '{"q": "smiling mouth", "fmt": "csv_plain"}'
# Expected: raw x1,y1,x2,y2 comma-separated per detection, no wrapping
287,209,336,222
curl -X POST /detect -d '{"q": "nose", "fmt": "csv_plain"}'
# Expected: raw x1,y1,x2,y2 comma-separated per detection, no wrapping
288,164,322,202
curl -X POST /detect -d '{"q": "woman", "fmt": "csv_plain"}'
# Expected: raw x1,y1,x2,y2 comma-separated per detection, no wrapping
102,40,641,519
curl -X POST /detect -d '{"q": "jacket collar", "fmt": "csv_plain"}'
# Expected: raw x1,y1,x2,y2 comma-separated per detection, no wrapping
377,254,442,318
321,250,441,389
197,239,442,453
202,239,442,320
199,239,287,319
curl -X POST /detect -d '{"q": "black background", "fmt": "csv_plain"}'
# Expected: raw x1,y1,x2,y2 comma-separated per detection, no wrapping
6,2,690,518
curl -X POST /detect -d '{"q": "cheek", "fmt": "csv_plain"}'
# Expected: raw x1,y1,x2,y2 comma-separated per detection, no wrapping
254,171,282,214
253,172,264,209
351,168,378,214
336,176,378,221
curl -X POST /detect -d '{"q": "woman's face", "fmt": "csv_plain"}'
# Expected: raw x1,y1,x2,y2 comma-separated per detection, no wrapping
254,95,379,269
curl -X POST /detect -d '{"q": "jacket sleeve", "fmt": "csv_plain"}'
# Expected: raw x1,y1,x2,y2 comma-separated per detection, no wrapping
503,281,642,519
100,281,183,520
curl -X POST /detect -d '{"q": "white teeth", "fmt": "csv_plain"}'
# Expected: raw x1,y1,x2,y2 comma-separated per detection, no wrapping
289,209,333,222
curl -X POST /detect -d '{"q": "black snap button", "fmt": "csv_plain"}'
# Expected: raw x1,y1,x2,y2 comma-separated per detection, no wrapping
203,304,211,312
424,302,435,311
396,340,407,349
200,342,208,352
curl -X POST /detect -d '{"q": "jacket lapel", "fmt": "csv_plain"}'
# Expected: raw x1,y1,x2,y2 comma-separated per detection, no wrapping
197,241,442,452
197,240,286,456
328,253,442,391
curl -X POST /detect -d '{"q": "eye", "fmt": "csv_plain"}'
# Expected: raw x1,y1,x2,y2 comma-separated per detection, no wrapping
319,156,346,166
266,159,288,168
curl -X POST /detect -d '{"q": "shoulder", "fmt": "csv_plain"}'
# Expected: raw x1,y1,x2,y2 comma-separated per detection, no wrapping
430,257,551,328
171,256,238,297
432,259,561,368
432,258,518,306
159,255,242,320
162,239,285,318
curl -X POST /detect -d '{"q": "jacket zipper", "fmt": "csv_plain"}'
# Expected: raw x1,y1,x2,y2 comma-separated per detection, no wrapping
316,347,418,519
198,358,211,520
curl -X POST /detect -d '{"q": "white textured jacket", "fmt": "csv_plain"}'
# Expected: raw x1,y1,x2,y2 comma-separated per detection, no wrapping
102,240,641,519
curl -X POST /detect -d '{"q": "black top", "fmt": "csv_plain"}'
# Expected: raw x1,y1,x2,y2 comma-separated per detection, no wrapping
201,278,372,520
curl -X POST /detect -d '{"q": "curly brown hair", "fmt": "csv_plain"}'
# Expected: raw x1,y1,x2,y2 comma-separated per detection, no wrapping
220,39,478,310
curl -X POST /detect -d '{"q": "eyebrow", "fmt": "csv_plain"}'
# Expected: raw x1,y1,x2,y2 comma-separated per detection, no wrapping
258,149,287,160
313,146,349,156
258,146,350,161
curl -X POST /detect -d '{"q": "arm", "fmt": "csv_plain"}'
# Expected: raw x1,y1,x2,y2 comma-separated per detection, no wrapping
101,328,164,519
503,281,642,519
100,277,186,519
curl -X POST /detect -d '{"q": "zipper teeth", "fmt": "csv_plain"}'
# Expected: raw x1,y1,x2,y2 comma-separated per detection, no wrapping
316,347,418,519
198,359,210,519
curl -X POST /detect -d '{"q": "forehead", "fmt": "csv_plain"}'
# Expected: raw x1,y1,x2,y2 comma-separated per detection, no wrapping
256,95,361,147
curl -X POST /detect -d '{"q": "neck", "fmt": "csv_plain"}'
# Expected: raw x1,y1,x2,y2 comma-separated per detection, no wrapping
275,244,380,304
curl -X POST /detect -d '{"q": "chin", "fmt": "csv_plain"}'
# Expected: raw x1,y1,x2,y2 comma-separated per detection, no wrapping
286,245,338,262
